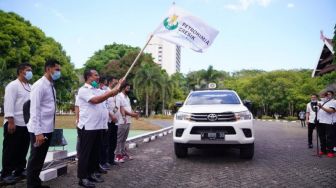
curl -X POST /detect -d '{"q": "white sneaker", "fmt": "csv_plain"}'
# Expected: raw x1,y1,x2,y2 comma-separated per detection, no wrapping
114,155,125,163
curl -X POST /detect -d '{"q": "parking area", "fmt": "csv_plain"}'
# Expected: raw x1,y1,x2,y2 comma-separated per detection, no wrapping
8,120,336,187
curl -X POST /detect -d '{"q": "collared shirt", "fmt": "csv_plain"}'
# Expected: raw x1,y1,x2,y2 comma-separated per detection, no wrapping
317,99,336,124
116,92,132,125
306,102,318,124
106,87,117,123
4,79,31,127
77,83,108,130
27,76,56,135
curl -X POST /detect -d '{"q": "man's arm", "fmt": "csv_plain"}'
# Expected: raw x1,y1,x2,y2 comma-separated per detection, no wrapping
4,83,17,134
89,80,124,104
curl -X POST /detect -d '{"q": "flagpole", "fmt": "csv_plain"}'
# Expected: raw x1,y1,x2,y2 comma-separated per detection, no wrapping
123,34,154,80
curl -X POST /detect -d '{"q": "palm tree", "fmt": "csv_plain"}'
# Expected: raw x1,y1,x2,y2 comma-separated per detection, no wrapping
133,62,163,117
160,70,175,114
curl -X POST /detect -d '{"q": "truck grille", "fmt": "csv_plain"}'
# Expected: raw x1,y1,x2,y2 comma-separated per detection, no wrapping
190,112,236,122
190,126,236,135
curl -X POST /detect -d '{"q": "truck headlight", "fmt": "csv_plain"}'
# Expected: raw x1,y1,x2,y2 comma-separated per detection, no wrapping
175,112,191,121
235,111,252,120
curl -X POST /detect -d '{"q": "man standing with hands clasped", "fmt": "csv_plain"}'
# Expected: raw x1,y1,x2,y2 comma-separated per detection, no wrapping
26,59,61,188
1,63,33,185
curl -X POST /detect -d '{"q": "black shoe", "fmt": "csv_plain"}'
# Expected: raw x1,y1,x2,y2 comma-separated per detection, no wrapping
97,166,107,174
308,144,313,148
79,178,96,188
99,163,110,170
14,169,27,180
88,174,104,183
0,175,17,185
39,185,50,188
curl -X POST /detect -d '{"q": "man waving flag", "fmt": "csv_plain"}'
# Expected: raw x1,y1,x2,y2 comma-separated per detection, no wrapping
153,4,219,53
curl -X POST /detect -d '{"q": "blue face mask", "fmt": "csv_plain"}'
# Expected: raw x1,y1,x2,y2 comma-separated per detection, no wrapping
24,71,33,80
91,81,99,88
51,71,61,80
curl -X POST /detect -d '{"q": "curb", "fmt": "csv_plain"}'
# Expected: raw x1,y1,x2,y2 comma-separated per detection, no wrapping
254,119,298,123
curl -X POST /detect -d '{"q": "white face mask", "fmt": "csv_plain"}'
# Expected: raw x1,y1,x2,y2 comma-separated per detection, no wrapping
320,98,326,102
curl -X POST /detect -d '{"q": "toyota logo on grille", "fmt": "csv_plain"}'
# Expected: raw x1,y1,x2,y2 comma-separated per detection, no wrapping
207,114,218,121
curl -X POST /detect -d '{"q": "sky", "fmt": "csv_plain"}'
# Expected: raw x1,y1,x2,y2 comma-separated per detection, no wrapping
0,0,335,74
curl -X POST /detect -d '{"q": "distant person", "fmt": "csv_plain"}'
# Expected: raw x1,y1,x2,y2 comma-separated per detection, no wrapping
306,94,319,148
26,59,61,188
317,91,336,158
76,69,122,188
1,63,32,185
299,110,306,127
115,83,139,163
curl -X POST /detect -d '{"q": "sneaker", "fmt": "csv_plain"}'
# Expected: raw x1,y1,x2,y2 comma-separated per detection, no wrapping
0,175,17,185
319,151,326,156
99,164,110,171
123,153,133,160
327,153,334,158
114,155,125,163
308,144,313,149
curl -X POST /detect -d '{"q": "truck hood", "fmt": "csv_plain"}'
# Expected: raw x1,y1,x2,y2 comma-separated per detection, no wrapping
178,104,248,113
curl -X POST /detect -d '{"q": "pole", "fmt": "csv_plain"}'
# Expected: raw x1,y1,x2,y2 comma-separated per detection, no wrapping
123,34,154,80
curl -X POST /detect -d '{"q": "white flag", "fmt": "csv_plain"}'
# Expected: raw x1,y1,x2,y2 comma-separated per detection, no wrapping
153,5,219,53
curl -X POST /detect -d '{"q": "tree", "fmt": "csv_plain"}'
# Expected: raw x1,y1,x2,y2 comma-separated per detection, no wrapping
133,62,163,117
0,10,78,109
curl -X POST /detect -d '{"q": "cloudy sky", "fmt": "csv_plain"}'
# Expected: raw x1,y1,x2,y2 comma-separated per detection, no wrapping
1,0,335,73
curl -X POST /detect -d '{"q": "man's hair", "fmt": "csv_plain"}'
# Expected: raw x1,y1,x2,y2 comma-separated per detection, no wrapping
311,94,318,97
99,76,107,84
120,82,131,91
83,69,96,81
326,90,334,95
107,76,117,83
17,62,32,75
44,59,60,72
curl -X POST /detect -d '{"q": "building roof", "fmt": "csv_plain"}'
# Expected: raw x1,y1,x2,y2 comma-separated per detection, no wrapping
312,37,335,77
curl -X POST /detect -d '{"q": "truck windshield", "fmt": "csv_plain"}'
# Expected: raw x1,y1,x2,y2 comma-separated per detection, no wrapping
185,91,241,105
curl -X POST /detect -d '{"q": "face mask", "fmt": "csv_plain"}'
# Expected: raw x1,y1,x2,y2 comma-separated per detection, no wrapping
51,71,61,80
125,90,131,95
91,81,99,88
24,71,33,80
320,98,326,102
311,99,317,102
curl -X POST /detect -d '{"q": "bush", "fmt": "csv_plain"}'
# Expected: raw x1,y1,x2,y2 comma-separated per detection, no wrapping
261,115,273,120
283,116,298,121
151,114,174,119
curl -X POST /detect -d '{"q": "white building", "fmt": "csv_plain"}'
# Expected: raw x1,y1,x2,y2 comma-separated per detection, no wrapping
145,36,181,75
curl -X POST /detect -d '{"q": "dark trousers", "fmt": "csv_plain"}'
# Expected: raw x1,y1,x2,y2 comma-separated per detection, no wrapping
26,132,52,188
99,128,109,165
307,123,316,145
107,122,118,163
76,127,82,158
1,122,30,177
300,119,306,127
77,129,100,179
317,123,335,153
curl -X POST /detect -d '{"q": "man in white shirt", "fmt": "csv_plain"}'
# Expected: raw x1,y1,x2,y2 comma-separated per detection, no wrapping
77,69,122,188
115,83,139,163
26,59,61,188
1,63,33,185
317,91,336,158
306,94,319,149
106,76,119,165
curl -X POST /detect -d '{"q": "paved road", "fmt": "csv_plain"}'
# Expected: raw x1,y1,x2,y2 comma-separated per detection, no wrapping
10,121,336,187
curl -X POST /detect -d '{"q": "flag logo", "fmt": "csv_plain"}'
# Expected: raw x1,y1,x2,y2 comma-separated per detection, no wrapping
163,14,179,30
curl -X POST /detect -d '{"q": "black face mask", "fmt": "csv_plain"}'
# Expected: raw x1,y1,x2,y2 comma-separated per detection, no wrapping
125,90,131,95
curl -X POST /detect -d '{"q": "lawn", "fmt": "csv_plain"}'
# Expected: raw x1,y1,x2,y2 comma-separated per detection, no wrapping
0,115,161,130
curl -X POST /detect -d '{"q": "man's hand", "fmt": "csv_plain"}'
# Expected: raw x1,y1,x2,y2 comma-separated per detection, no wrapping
111,115,118,123
35,134,47,147
7,118,16,134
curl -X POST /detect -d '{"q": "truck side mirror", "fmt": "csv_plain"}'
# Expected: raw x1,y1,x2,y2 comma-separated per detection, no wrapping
243,100,252,111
